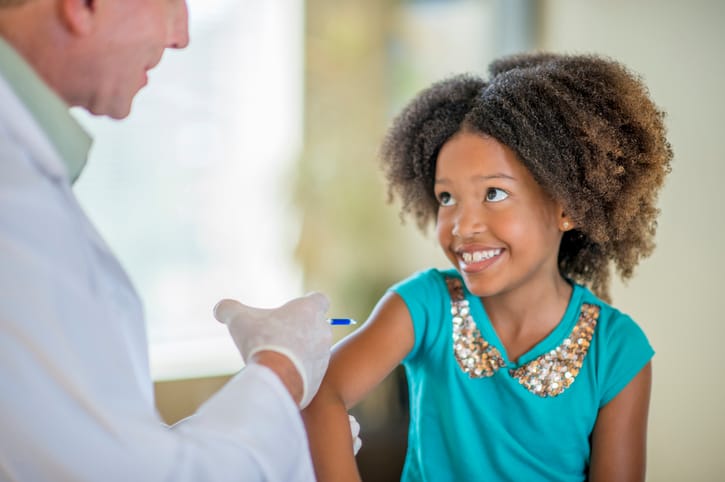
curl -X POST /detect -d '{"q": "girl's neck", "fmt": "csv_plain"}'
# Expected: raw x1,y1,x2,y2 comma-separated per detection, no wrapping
481,273,573,342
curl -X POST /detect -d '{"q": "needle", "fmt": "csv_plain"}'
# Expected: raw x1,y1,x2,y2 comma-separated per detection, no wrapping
327,318,357,326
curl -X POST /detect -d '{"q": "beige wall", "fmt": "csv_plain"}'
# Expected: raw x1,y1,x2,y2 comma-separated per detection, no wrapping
155,375,231,425
540,1,725,480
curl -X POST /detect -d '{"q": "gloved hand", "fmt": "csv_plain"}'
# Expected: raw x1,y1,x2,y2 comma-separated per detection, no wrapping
349,414,362,455
213,293,332,408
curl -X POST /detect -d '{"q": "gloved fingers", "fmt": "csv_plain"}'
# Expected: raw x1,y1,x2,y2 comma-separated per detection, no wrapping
349,414,362,455
305,291,330,312
279,291,330,319
348,414,360,437
214,293,329,325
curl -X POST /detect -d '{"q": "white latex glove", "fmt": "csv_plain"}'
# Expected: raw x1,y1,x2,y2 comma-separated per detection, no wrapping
349,414,362,455
214,293,332,408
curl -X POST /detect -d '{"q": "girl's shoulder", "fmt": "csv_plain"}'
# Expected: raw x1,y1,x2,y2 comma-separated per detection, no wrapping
390,267,459,297
390,268,459,362
576,284,654,404
577,284,648,339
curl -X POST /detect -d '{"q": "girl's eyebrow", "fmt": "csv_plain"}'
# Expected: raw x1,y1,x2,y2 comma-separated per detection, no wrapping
434,173,517,184
476,173,516,181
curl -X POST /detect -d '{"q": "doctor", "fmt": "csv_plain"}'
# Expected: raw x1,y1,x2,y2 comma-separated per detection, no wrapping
0,1,344,480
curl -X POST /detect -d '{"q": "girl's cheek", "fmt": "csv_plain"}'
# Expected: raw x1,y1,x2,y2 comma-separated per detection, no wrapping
435,217,449,243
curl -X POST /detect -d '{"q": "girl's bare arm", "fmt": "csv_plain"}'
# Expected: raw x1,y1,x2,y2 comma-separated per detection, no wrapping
302,292,415,482
589,362,653,482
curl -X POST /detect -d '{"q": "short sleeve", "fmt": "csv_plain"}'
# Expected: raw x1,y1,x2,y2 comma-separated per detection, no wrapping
595,310,655,406
390,269,449,363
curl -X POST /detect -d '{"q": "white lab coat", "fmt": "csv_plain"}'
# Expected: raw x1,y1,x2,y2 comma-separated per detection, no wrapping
0,74,316,481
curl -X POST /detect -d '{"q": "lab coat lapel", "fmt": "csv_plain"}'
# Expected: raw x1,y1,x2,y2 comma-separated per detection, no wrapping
0,73,138,300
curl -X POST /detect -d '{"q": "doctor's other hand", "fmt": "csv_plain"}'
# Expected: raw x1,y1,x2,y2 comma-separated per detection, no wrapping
349,414,362,456
213,293,332,408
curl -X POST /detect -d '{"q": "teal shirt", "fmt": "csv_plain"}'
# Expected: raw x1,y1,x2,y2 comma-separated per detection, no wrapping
394,268,654,482
0,37,91,183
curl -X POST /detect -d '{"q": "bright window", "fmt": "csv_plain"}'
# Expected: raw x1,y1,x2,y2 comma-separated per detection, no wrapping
74,0,304,381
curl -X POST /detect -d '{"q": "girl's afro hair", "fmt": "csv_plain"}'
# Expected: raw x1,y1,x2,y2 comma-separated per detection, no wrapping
381,52,672,300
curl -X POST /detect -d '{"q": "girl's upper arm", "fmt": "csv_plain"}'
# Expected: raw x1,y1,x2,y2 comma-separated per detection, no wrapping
324,290,415,408
303,291,414,481
589,361,653,482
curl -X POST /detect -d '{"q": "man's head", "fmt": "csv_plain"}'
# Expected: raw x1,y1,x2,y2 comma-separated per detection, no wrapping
0,0,189,119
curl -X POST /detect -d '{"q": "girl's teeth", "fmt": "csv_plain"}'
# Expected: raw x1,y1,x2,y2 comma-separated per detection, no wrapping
461,249,501,264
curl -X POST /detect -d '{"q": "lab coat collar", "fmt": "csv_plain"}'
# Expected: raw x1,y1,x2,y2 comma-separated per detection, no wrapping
0,37,92,184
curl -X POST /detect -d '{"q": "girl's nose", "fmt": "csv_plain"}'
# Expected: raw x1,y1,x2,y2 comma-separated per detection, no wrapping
451,204,485,238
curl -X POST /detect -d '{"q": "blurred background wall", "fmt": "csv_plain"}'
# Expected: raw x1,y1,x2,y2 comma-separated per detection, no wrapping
76,0,723,480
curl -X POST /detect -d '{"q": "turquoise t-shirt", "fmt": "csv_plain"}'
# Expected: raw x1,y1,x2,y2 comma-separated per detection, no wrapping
393,268,654,482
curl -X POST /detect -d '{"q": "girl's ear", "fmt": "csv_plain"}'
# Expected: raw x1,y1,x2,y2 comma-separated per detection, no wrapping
60,0,96,36
559,211,575,232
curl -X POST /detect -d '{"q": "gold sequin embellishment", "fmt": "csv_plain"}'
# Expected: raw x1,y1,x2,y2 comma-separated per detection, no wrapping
446,276,600,397
509,304,599,397
448,277,506,377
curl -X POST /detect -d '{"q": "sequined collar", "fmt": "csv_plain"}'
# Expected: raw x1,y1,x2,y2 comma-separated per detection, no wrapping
446,276,599,397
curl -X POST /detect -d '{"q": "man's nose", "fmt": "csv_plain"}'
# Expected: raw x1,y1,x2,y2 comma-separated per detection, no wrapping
167,1,190,49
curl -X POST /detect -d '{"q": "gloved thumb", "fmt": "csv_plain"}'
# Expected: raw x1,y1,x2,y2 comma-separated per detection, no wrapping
213,298,266,325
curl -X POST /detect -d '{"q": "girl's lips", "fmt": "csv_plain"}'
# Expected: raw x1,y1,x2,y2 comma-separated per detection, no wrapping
457,247,504,273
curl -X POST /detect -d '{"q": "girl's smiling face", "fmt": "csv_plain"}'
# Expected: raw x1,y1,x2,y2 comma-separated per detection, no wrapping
434,130,568,298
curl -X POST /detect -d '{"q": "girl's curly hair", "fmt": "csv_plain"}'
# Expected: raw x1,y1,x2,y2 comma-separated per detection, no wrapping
381,52,672,301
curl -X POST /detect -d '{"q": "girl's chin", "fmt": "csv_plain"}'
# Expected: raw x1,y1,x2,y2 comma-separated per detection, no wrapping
458,273,497,298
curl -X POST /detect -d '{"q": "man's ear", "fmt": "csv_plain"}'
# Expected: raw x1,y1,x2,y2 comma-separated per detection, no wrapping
59,0,96,35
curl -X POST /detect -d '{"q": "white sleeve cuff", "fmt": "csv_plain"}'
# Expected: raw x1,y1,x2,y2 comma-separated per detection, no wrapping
170,364,315,481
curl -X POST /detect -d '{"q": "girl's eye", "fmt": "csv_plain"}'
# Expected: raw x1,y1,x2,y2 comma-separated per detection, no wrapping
437,192,456,206
485,188,508,202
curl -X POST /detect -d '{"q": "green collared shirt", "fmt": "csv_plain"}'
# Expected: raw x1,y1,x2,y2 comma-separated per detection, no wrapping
0,37,91,183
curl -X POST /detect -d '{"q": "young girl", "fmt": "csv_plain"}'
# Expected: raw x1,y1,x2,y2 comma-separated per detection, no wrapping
303,52,672,481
